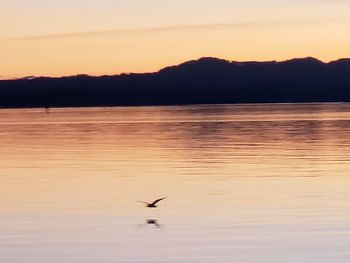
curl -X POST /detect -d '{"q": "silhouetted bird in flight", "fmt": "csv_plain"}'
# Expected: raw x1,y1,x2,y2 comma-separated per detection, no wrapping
138,197,167,208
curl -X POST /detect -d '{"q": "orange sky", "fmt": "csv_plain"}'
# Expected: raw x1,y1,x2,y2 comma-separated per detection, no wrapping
1,0,350,79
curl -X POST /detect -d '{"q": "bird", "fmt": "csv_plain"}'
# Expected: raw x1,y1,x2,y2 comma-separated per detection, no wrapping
137,197,167,208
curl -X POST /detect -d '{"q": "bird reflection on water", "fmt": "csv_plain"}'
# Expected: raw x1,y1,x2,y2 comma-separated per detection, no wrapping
146,218,161,228
137,218,162,229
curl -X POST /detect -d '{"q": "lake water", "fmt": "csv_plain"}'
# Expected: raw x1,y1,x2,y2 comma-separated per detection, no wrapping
1,103,350,263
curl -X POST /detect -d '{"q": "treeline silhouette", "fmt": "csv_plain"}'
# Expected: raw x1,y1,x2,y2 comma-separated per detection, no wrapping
1,57,350,108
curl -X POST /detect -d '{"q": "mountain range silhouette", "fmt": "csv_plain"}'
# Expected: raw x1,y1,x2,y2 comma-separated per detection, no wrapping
1,57,350,108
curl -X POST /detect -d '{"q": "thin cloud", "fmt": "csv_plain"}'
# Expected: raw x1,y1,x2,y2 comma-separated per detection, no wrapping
4,22,260,41
4,16,350,41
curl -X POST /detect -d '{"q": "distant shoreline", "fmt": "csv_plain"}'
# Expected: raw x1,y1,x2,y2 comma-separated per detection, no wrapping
0,101,348,111
1,57,350,109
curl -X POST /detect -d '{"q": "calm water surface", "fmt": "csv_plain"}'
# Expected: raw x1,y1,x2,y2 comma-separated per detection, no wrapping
1,103,350,263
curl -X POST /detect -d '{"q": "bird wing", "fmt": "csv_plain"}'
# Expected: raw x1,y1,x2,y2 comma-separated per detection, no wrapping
151,197,167,205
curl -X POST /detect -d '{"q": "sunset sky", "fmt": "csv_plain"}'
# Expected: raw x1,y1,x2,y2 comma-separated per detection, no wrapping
1,0,350,79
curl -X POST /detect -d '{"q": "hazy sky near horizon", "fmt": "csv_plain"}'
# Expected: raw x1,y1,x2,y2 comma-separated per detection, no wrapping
1,0,350,78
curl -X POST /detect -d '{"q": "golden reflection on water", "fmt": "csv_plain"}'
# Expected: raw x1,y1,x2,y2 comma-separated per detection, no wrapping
1,103,350,262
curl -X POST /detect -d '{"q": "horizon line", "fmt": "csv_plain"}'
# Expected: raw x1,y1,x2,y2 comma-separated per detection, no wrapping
1,56,350,81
